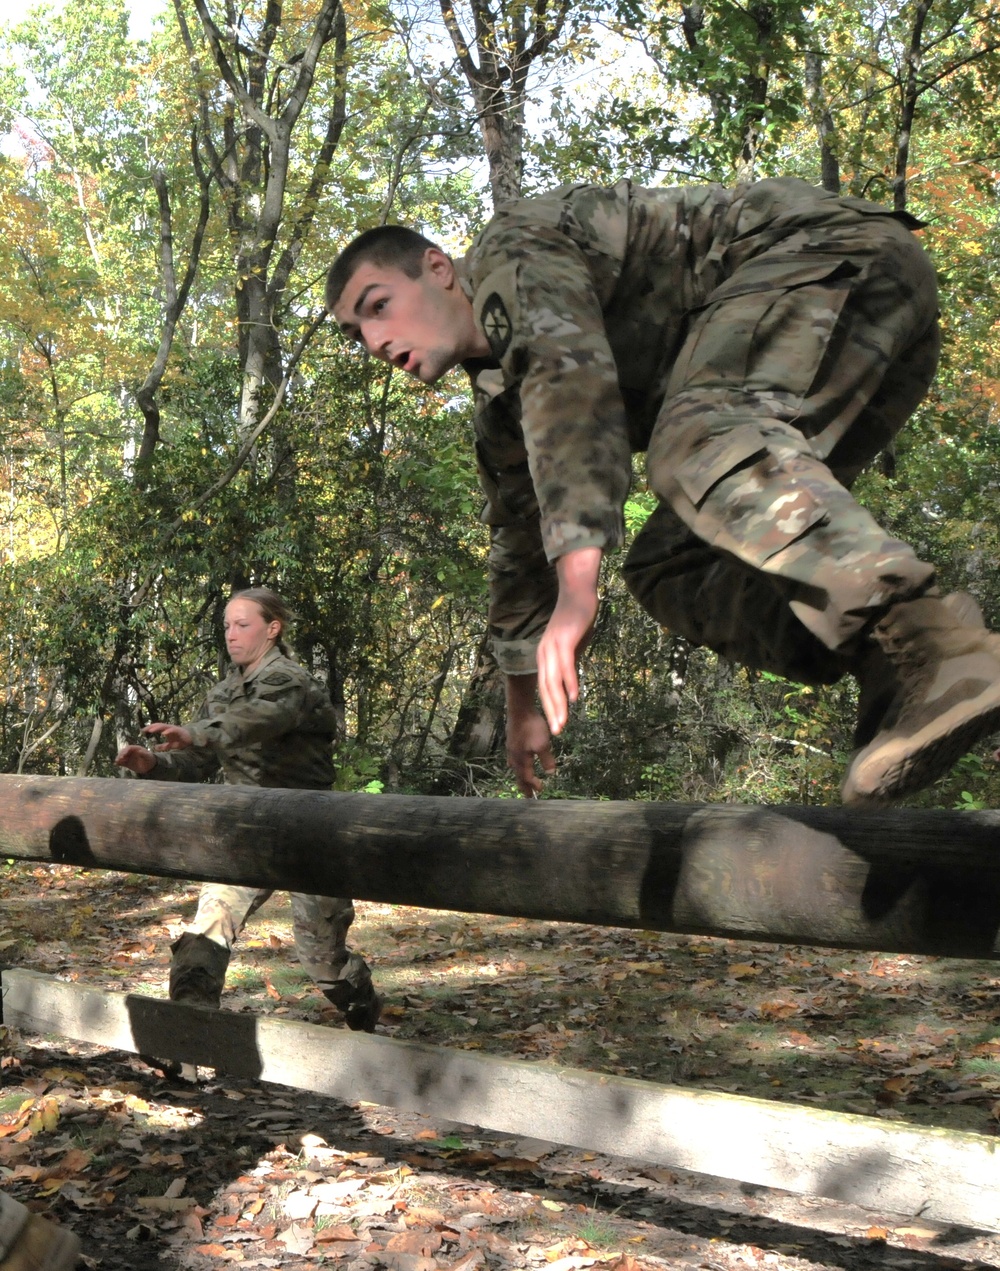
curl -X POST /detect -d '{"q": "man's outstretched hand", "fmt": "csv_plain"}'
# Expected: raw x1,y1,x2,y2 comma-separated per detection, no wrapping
536,547,601,736
504,546,602,797
505,673,556,797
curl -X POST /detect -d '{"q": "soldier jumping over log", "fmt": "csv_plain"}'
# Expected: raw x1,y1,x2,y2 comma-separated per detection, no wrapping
327,177,1000,803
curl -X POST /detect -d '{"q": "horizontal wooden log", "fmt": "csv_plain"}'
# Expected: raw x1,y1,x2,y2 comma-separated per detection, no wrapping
1,774,1000,956
3,968,998,1233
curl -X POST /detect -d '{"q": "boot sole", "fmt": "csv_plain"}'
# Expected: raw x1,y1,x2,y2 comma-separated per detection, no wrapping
843,682,1000,803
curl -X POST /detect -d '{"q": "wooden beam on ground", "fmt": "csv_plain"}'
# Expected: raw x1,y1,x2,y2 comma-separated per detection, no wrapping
3,968,998,1233
1,775,1000,957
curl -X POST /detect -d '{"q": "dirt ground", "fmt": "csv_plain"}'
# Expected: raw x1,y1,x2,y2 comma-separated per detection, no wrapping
3,861,1000,1270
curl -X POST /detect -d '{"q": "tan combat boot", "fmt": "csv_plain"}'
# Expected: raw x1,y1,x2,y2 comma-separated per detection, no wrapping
158,933,231,1081
843,592,1000,803
0,1194,80,1271
168,932,229,1009
850,592,986,748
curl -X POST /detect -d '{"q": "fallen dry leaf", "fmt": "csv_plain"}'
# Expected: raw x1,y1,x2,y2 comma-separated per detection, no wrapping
315,1223,360,1243
137,1196,197,1212
403,1206,446,1226
544,1237,595,1261
277,1222,315,1255
449,1253,487,1271
760,1000,799,1020
386,1229,444,1255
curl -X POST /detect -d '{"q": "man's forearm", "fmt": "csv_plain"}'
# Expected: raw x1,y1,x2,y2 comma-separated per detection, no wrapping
555,546,602,602
505,670,539,717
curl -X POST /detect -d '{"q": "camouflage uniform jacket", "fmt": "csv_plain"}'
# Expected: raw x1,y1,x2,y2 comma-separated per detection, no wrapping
143,647,337,789
459,177,918,674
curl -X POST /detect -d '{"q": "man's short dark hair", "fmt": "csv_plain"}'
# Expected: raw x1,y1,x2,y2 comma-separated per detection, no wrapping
326,225,442,311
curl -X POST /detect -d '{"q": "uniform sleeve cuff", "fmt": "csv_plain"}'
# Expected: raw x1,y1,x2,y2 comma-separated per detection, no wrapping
542,522,622,561
140,753,174,780
185,721,216,749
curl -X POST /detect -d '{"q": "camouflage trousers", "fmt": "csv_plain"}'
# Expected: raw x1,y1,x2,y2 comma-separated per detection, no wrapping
624,212,940,684
180,884,372,1000
0,1190,24,1258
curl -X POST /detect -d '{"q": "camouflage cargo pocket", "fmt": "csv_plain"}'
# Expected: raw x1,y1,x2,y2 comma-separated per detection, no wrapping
665,258,859,399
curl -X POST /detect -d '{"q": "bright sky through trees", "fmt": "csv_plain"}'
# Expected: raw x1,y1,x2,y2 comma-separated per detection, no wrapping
0,0,166,39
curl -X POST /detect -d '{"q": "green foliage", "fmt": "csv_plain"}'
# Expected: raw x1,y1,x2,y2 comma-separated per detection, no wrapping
613,0,810,179
0,0,999,817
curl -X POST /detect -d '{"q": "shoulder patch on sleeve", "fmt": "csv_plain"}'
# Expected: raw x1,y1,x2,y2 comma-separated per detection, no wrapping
472,260,519,363
480,292,512,359
259,670,294,687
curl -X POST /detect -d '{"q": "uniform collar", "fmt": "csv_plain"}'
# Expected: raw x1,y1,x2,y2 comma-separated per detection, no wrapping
464,361,506,398
455,254,474,303
236,644,284,685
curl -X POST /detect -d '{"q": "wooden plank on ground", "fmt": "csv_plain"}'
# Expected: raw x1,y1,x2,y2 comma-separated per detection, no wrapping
4,968,999,1233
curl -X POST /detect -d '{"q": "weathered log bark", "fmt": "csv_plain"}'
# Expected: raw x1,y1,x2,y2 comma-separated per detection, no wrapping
2,774,1000,956
5,968,1000,1232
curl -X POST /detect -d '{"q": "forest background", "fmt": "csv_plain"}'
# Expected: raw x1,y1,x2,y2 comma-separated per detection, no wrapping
1,0,999,811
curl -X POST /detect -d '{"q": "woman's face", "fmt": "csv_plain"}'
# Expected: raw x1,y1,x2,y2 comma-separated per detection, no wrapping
224,598,282,670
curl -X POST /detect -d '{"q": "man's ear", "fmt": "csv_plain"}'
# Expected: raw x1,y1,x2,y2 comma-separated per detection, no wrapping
423,247,456,286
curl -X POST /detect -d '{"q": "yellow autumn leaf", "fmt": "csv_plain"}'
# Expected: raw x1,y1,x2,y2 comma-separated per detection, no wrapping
6,1098,35,1123
43,1068,87,1084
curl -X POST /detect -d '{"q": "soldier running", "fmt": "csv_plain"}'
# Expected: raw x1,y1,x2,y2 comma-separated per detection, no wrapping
327,177,1000,803
115,588,381,1033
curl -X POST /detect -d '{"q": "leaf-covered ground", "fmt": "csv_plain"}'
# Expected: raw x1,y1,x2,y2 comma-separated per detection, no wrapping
3,861,1000,1270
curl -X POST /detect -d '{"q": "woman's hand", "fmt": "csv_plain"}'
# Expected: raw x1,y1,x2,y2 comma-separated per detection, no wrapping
114,744,158,775
141,722,194,751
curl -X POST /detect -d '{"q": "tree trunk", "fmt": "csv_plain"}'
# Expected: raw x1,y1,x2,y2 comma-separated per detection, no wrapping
804,46,840,192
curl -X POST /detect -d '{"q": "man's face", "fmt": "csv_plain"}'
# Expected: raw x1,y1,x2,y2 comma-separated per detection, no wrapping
333,249,485,384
